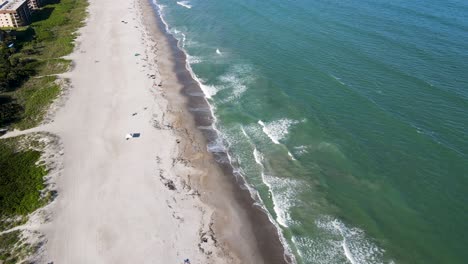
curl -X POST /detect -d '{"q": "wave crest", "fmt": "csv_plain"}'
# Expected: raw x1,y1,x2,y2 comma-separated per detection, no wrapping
176,1,192,9
258,119,299,144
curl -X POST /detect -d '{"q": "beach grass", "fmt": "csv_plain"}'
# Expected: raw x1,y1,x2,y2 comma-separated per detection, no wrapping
0,231,22,264
30,0,87,59
0,136,47,224
0,135,48,263
14,76,61,129
0,230,36,264
36,58,72,76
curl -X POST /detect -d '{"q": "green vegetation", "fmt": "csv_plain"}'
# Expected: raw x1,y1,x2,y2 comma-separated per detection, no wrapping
0,231,22,264
0,0,88,129
14,76,61,129
0,135,48,263
0,137,47,218
36,58,72,76
0,230,37,264
0,0,88,261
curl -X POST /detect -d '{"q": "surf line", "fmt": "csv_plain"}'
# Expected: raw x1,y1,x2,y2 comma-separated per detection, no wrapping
152,2,296,262
258,120,296,160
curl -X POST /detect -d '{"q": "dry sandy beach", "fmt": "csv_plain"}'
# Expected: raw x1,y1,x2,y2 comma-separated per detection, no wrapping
1,0,293,263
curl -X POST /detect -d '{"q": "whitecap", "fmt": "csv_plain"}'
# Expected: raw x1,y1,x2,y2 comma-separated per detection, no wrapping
216,48,222,55
176,1,192,9
218,64,254,101
263,173,300,227
331,74,345,85
240,126,249,138
293,145,309,156
253,148,264,165
287,151,296,160
312,217,389,264
258,119,299,145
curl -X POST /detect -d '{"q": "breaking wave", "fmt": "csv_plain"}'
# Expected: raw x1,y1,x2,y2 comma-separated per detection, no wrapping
176,1,192,9
258,119,299,144
218,64,255,101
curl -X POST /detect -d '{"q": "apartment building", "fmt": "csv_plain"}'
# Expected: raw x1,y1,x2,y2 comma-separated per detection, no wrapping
27,0,43,10
0,0,32,28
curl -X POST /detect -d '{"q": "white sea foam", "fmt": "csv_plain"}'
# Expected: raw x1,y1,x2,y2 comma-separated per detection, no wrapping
217,126,297,262
333,221,358,264
187,54,202,64
251,147,297,226
155,2,220,134
240,126,248,138
331,74,345,85
225,80,246,99
153,2,170,33
185,54,218,99
293,218,389,264
199,84,218,98
181,33,186,47
154,1,222,145
258,119,299,145
216,48,222,55
292,235,344,264
218,64,254,101
264,174,300,227
293,145,309,156
171,30,188,48
253,148,264,165
287,151,296,160
313,217,388,264
171,31,220,98
176,1,192,9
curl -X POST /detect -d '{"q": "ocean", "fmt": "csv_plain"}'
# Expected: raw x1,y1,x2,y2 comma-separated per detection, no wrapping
151,0,468,263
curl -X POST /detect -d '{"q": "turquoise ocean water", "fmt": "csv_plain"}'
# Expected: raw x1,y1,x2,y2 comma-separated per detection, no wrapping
152,0,468,263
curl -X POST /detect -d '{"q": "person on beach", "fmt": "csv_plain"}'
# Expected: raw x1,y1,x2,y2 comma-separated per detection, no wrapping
184,259,191,264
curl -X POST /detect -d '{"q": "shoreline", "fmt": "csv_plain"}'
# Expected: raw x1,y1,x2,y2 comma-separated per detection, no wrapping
1,0,294,262
139,0,294,263
34,0,237,262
